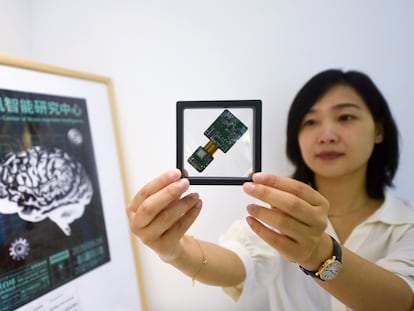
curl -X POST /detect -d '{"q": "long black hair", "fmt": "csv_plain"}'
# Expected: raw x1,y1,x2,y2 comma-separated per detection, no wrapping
286,69,399,199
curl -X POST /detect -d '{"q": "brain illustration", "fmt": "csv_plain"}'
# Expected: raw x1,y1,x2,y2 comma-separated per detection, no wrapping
0,146,93,236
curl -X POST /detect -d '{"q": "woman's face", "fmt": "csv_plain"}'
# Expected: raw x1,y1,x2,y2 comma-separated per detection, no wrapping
298,84,383,181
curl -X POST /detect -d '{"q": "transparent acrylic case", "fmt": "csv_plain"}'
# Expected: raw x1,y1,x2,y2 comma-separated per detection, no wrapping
176,100,262,185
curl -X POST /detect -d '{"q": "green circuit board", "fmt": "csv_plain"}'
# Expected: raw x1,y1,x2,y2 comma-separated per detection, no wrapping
187,109,248,172
204,109,247,153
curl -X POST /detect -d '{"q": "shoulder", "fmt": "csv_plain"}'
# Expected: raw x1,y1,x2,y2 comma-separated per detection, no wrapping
378,191,414,225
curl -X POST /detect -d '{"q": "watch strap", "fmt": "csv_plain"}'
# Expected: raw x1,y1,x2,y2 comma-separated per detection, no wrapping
299,235,342,280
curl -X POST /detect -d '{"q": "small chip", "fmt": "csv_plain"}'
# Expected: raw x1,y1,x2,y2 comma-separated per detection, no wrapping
187,146,214,172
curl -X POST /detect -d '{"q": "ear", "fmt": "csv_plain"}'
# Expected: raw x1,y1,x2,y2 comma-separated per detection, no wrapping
374,122,384,144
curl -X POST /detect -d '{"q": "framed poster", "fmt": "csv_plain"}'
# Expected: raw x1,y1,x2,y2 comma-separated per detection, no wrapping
0,55,146,311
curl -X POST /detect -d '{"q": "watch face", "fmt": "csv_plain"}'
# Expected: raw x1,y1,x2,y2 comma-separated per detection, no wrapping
319,260,342,281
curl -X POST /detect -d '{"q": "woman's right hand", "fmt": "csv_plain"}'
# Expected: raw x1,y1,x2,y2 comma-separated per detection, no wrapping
127,169,202,263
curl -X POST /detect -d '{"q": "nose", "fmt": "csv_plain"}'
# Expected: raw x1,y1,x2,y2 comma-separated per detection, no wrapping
318,125,339,144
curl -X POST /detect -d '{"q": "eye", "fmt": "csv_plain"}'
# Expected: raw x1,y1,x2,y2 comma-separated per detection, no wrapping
302,118,317,127
339,114,355,122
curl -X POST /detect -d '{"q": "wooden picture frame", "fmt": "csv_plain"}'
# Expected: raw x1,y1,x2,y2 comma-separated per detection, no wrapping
0,54,147,311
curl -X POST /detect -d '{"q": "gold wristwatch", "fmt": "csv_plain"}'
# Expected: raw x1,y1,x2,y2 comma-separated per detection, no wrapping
299,236,342,281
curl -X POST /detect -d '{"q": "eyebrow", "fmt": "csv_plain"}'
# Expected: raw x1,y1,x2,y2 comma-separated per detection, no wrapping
332,102,362,110
307,102,362,113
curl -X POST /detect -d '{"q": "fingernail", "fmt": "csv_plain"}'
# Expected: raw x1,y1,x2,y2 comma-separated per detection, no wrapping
243,182,255,193
246,216,254,226
188,192,199,200
176,178,189,189
169,169,182,180
252,172,265,183
194,200,202,209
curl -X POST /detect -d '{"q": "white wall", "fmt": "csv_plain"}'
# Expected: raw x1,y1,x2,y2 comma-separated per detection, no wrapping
1,1,414,310
0,0,31,54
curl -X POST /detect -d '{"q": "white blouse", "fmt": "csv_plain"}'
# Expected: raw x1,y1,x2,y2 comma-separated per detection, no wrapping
219,191,414,311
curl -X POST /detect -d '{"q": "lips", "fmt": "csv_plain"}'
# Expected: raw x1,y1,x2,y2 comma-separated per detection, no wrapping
316,151,344,160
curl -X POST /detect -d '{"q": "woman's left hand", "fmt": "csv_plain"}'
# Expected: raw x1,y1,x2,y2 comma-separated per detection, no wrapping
243,172,331,270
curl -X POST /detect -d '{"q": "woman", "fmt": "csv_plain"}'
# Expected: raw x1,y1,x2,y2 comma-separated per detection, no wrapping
128,69,414,310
